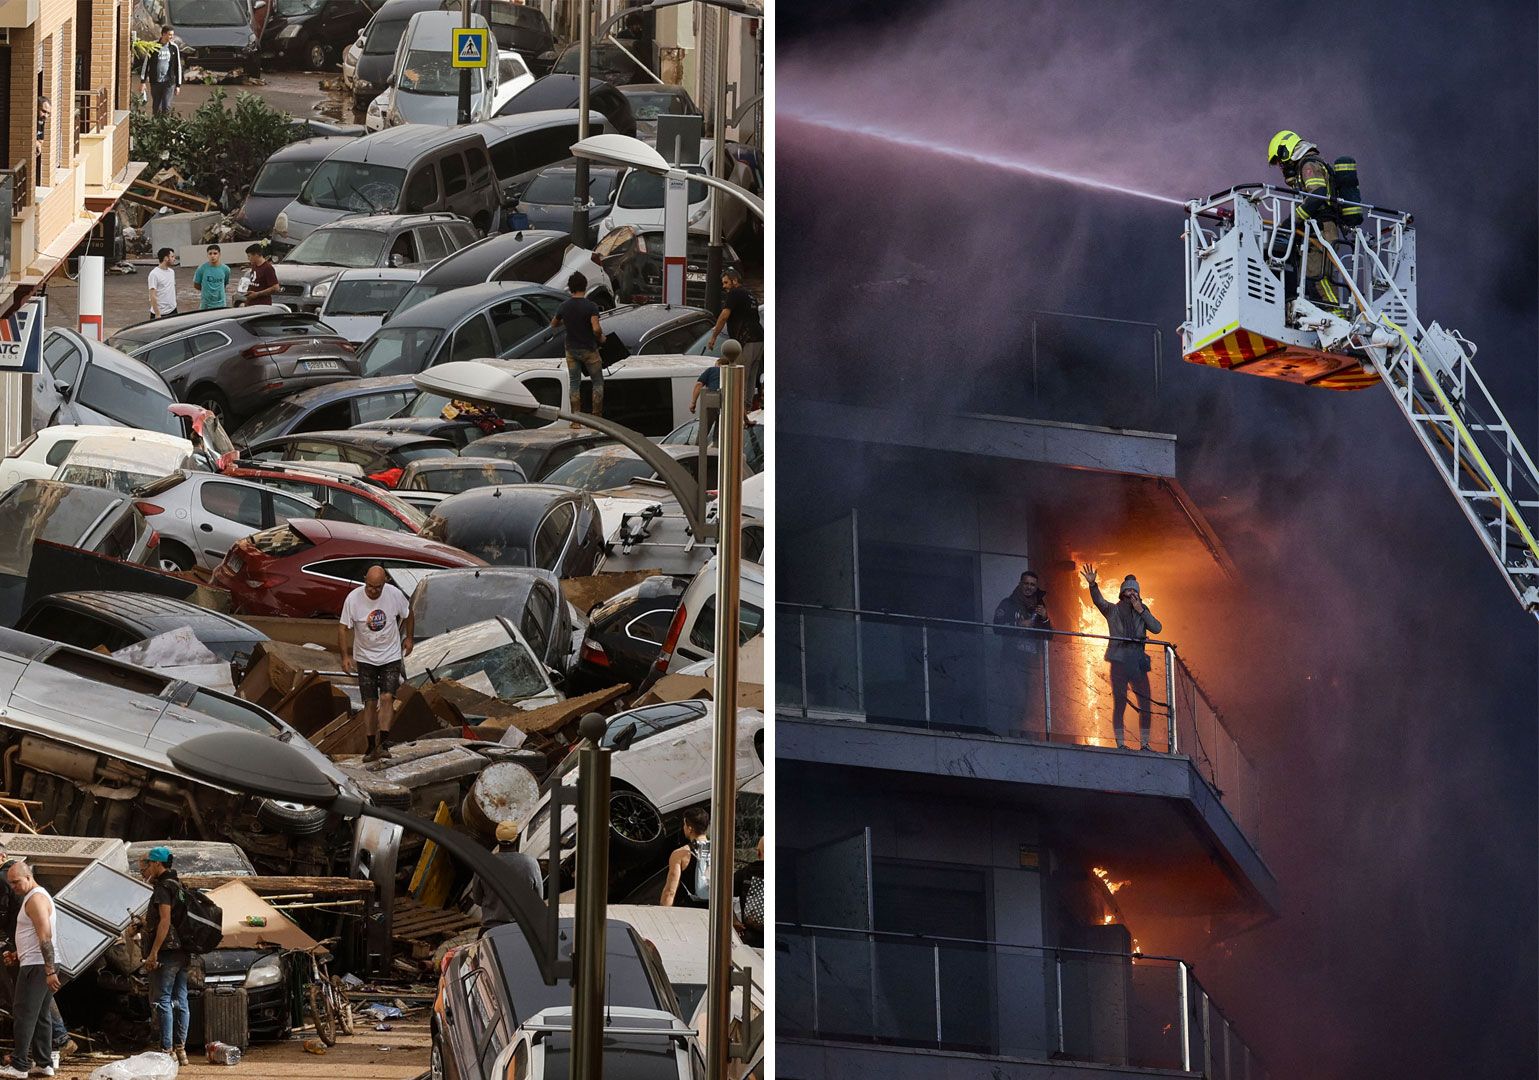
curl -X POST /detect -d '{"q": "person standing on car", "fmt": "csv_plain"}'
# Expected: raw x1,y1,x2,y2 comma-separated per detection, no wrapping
553,272,606,425
0,861,59,1080
147,248,178,320
243,244,281,307
139,847,191,1066
1080,564,1163,751
706,267,763,405
340,565,414,762
138,26,184,117
192,245,230,310
660,806,711,908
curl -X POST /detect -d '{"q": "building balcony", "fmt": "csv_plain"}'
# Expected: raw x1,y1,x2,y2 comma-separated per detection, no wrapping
778,924,1265,1080
778,604,1277,920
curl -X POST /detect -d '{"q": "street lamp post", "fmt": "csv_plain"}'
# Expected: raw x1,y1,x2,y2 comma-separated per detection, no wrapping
571,712,611,1080
572,133,763,218
703,9,728,313
457,0,472,125
571,0,592,247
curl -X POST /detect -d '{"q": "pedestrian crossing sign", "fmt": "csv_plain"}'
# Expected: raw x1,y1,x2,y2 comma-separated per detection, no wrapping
451,27,489,68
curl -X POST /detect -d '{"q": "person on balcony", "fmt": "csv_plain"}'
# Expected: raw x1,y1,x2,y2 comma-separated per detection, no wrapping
1080,565,1162,751
138,26,184,118
990,570,1053,735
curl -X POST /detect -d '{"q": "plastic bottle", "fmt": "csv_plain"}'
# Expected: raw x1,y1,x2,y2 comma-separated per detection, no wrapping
205,1041,242,1065
242,915,267,927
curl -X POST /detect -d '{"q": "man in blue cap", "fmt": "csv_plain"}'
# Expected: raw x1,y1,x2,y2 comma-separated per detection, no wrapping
138,847,190,1065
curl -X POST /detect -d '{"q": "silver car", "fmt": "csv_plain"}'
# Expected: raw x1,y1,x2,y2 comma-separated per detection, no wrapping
133,471,325,572
32,329,183,438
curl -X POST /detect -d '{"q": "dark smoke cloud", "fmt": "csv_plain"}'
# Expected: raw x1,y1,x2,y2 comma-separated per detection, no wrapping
777,0,1539,1075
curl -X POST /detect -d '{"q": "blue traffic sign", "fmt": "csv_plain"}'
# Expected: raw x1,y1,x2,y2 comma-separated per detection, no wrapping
451,27,489,68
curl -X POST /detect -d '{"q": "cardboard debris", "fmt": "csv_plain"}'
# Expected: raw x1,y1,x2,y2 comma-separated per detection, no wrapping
633,635,764,709
237,641,347,708
475,684,630,736
207,881,321,952
562,569,663,616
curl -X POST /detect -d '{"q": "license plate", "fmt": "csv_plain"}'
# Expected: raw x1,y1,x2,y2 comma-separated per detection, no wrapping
226,553,244,574
685,272,706,283
303,360,343,372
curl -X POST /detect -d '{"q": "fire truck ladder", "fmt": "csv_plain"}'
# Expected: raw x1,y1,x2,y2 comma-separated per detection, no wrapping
1308,220,1539,617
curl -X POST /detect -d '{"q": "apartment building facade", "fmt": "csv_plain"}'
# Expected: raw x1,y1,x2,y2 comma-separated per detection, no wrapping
0,0,142,316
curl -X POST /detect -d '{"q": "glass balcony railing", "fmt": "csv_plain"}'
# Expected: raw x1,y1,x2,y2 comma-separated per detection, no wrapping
778,603,1262,843
778,924,1265,1079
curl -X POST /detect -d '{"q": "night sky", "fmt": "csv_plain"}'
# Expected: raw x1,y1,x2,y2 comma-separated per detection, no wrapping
775,0,1539,1075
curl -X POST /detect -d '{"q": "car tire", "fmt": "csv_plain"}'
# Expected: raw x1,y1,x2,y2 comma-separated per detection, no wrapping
608,784,664,851
306,41,328,70
429,1030,446,1080
190,387,231,426
158,540,195,573
256,799,329,835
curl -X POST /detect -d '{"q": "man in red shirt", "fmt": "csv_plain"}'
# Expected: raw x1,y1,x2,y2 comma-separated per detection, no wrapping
243,244,280,306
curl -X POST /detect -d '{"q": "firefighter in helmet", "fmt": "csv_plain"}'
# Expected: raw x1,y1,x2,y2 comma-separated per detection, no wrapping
1268,130,1343,313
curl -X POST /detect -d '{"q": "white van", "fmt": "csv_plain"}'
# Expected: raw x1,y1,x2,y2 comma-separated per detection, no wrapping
652,555,765,677
410,353,709,438
51,435,199,494
2,425,194,489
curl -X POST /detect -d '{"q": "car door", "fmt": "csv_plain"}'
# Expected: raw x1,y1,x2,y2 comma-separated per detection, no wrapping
520,582,555,672
137,335,196,392
414,225,453,265
351,389,413,424
447,313,498,364
34,330,86,428
532,500,575,574
193,477,271,568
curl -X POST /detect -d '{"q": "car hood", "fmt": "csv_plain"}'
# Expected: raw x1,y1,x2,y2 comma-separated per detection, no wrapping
201,947,271,976
275,263,349,287
234,194,295,233
393,90,474,126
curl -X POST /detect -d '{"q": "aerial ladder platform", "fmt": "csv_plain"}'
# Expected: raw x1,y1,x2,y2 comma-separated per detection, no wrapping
1180,184,1539,618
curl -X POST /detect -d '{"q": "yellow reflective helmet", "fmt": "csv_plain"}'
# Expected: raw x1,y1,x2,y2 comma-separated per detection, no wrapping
1268,130,1303,166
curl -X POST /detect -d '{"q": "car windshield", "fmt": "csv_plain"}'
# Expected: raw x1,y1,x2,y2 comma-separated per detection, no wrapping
286,228,388,269
300,161,405,212
166,0,248,26
524,167,616,205
390,282,448,316
231,398,309,445
325,277,418,316
398,48,482,95
249,159,322,198
617,169,706,210
357,327,442,376
395,444,458,463
75,367,181,434
405,621,549,700
275,0,322,13
364,15,411,54
404,464,521,493
543,453,653,491
625,91,689,120
0,484,119,575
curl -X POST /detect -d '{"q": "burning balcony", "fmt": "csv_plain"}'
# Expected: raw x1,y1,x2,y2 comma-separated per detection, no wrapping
777,604,1276,921
778,924,1265,1079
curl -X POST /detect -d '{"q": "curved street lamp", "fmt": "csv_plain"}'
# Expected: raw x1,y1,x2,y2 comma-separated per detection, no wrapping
572,134,764,220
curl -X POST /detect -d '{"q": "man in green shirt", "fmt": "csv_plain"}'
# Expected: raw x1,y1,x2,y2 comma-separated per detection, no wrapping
192,245,231,310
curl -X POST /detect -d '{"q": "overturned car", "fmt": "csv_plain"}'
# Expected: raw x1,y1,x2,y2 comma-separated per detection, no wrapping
0,626,365,876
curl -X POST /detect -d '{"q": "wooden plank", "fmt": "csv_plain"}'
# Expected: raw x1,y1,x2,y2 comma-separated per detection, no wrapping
180,875,375,898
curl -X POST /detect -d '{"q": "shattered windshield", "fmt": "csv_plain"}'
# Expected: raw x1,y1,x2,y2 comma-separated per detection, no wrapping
299,161,405,213
405,619,550,700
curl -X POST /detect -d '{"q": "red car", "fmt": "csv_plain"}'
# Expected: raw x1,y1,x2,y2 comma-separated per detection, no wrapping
211,517,485,618
222,462,428,535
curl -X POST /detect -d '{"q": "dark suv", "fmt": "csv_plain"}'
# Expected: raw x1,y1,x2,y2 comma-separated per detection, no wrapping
106,308,361,426
432,918,685,1080
271,212,480,312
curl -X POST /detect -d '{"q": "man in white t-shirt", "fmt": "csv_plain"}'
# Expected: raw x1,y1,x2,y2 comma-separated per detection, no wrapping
147,247,178,319
339,565,414,761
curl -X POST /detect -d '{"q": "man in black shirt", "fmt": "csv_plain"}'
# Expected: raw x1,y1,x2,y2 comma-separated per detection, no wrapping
989,569,1054,736
552,272,607,424
139,847,192,1065
706,268,763,406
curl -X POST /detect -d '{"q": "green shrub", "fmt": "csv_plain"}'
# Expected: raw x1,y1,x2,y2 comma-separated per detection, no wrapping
130,88,298,203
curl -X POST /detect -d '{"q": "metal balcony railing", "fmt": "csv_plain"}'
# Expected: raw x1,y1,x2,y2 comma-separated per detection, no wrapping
778,603,1262,843
75,89,110,136
778,924,1265,1079
1,163,31,213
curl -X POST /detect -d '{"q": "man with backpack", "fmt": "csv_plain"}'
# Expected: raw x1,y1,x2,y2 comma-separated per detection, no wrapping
139,847,196,1065
659,806,711,908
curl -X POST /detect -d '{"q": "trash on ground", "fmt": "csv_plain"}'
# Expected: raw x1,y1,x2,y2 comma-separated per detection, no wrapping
88,1051,179,1080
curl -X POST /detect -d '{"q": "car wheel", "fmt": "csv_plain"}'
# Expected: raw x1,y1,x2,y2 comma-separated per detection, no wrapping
429,1032,446,1080
256,799,329,835
158,540,195,573
191,387,231,426
306,41,328,70
608,786,663,850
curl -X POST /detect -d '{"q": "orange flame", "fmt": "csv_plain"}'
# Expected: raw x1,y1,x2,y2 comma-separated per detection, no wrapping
1092,866,1129,895
1102,914,1115,925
